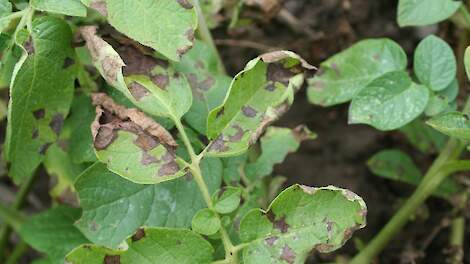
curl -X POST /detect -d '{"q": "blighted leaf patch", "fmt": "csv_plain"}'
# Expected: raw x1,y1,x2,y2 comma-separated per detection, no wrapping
91,93,185,184
206,51,314,157
239,185,367,264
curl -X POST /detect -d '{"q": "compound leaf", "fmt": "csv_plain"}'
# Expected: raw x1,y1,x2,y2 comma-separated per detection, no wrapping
427,111,470,140
397,0,461,27
19,206,89,264
83,0,197,61
191,208,221,235
349,71,429,131
307,38,407,106
239,185,367,264
80,26,192,120
5,16,76,183
74,161,222,249
66,228,214,264
414,35,456,91
245,125,316,181
212,186,242,214
207,51,313,157
31,0,87,17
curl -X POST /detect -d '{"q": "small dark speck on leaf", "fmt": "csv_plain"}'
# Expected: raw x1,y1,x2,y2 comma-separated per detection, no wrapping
33,109,45,119
62,57,75,69
228,125,244,142
151,74,169,90
280,245,295,264
242,106,257,118
208,135,228,152
129,82,150,101
176,0,193,9
131,228,146,241
265,236,278,246
24,37,35,55
141,151,158,165
134,133,159,151
104,255,121,264
32,129,39,139
49,114,64,136
216,107,225,118
38,143,52,155
267,213,289,233
158,161,179,176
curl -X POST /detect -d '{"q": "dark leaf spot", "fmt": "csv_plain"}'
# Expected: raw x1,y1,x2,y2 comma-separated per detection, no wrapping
104,255,120,264
184,171,193,181
373,54,380,61
62,57,75,69
267,63,295,86
228,125,244,142
131,228,146,241
177,45,192,57
158,160,179,176
38,143,52,155
24,37,34,55
242,106,257,118
280,245,295,264
265,82,276,91
185,28,195,42
141,151,158,165
151,74,169,89
176,0,193,9
208,135,228,152
216,107,225,118
265,236,278,246
134,133,159,151
129,82,150,101
267,213,289,233
32,129,39,139
94,126,118,150
101,55,122,83
33,109,45,119
49,114,64,136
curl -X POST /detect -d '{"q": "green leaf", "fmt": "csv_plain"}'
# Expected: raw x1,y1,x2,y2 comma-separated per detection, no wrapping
307,38,407,106
222,154,247,185
173,40,231,135
5,16,77,183
349,71,429,131
465,46,470,81
19,206,90,264
0,0,12,31
397,0,461,27
31,0,87,17
414,35,456,91
91,93,185,184
245,125,316,181
427,111,470,140
68,95,97,163
399,119,447,153
66,228,214,264
74,161,222,249
207,51,313,157
239,185,367,264
0,42,23,88
424,92,450,117
79,26,193,120
212,186,242,214
83,0,197,61
192,208,221,235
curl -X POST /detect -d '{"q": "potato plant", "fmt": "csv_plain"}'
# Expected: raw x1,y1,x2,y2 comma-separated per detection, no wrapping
0,0,369,264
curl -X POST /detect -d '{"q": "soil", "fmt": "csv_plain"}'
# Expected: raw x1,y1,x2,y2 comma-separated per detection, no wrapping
215,0,469,263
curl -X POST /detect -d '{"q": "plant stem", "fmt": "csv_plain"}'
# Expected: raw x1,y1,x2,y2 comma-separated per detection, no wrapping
193,0,227,75
350,138,465,264
449,217,465,264
173,118,238,263
459,5,470,29
0,172,36,261
4,240,27,264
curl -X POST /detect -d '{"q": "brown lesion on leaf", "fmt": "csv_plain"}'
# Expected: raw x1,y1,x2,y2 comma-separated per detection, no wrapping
33,109,45,119
62,57,75,69
151,74,170,89
249,101,290,145
186,73,215,99
176,29,196,57
89,0,108,17
176,0,194,9
242,106,258,118
91,93,177,151
128,81,150,101
49,114,64,136
228,125,245,142
280,244,296,264
131,228,146,242
23,36,35,55
208,135,229,152
32,129,39,139
38,143,52,155
104,255,121,264
216,107,225,118
265,236,278,246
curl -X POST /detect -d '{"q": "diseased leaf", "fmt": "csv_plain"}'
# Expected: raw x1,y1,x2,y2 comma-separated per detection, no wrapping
222,154,248,185
368,149,460,198
19,206,90,264
427,111,470,140
207,51,313,157
5,16,76,183
0,41,23,88
414,35,456,91
173,40,231,134
68,95,97,163
424,92,450,117
79,26,193,120
66,228,214,264
397,0,461,27
400,119,447,153
212,186,242,214
75,161,222,248
239,185,367,264
245,125,316,181
349,71,429,131
192,208,221,235
307,38,407,106
83,0,197,61
90,93,184,184
31,0,87,17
